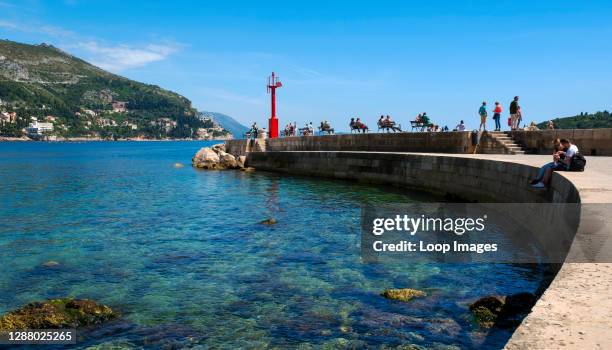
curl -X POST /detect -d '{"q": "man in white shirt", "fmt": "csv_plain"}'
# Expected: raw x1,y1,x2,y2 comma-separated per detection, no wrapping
532,139,579,188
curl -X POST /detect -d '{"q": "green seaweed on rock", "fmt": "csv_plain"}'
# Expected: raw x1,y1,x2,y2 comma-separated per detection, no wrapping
380,288,426,302
0,298,118,330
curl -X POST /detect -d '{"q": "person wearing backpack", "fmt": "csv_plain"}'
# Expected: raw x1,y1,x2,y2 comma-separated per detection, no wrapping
531,139,585,188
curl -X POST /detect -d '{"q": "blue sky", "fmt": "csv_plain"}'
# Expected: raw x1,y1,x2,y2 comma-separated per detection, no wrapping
1,0,611,130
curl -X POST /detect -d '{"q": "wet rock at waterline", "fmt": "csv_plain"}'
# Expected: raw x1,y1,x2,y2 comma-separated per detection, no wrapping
469,292,536,328
192,147,221,169
237,155,246,168
219,153,238,168
260,218,277,225
42,260,60,268
192,144,246,170
381,288,426,302
0,298,118,330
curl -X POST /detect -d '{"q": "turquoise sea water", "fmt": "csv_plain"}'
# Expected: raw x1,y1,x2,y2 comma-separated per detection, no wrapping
0,141,549,349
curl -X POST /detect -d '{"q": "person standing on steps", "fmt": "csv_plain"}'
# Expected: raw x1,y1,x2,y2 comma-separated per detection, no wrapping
493,102,502,131
478,101,488,131
510,96,520,130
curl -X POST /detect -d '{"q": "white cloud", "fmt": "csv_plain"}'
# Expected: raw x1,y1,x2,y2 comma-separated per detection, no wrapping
39,25,76,38
0,20,18,29
0,17,179,72
73,41,179,72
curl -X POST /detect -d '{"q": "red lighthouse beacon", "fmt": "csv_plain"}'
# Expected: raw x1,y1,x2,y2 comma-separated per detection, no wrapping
267,72,282,138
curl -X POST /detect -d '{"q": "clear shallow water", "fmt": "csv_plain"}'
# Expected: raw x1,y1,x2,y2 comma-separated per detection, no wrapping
0,141,549,349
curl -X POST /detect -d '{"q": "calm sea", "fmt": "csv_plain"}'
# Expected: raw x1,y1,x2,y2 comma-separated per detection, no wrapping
0,141,548,349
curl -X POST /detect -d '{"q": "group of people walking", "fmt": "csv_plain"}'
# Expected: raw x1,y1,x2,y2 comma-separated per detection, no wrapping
478,96,522,132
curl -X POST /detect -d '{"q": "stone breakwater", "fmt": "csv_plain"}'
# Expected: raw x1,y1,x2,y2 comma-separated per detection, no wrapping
192,143,247,170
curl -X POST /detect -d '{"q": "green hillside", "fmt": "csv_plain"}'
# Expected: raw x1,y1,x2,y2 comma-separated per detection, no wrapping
537,111,612,130
0,39,229,139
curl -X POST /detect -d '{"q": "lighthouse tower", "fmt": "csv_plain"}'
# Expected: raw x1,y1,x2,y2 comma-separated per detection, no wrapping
267,72,282,138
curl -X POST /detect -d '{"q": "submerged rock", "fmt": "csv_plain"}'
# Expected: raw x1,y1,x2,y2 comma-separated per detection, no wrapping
260,218,277,225
381,288,426,302
503,292,537,316
173,162,185,168
469,292,536,328
42,260,60,268
0,298,118,330
241,167,255,172
470,305,498,328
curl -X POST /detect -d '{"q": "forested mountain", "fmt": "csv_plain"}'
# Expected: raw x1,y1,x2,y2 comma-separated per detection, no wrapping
0,39,230,139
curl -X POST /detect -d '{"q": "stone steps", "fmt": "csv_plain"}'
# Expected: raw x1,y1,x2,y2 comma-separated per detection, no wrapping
487,131,526,155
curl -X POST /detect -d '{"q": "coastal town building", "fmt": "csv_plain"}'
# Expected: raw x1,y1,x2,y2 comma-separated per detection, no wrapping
0,112,10,125
121,120,138,130
112,101,128,113
83,109,97,117
196,128,209,139
97,118,117,127
151,117,177,132
26,120,54,136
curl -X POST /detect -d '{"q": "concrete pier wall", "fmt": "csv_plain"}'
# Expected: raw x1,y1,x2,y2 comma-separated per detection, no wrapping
265,132,476,153
225,138,266,156
246,151,579,204
226,128,612,155
510,129,612,155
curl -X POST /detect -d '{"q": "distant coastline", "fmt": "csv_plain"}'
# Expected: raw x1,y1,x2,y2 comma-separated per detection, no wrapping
0,136,232,142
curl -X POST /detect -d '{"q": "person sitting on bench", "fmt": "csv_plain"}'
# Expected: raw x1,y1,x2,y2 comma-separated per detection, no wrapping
319,120,334,134
350,118,357,132
385,115,401,132
378,115,385,128
355,118,368,133
419,113,431,131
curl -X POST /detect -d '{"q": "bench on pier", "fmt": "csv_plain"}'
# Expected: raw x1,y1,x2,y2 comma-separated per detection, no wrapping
377,121,402,133
318,126,334,135
410,121,428,132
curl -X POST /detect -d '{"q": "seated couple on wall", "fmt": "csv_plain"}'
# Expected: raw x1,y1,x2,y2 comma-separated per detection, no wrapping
531,138,586,189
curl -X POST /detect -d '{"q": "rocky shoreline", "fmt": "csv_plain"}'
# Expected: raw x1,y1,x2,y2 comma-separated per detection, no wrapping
192,143,251,170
